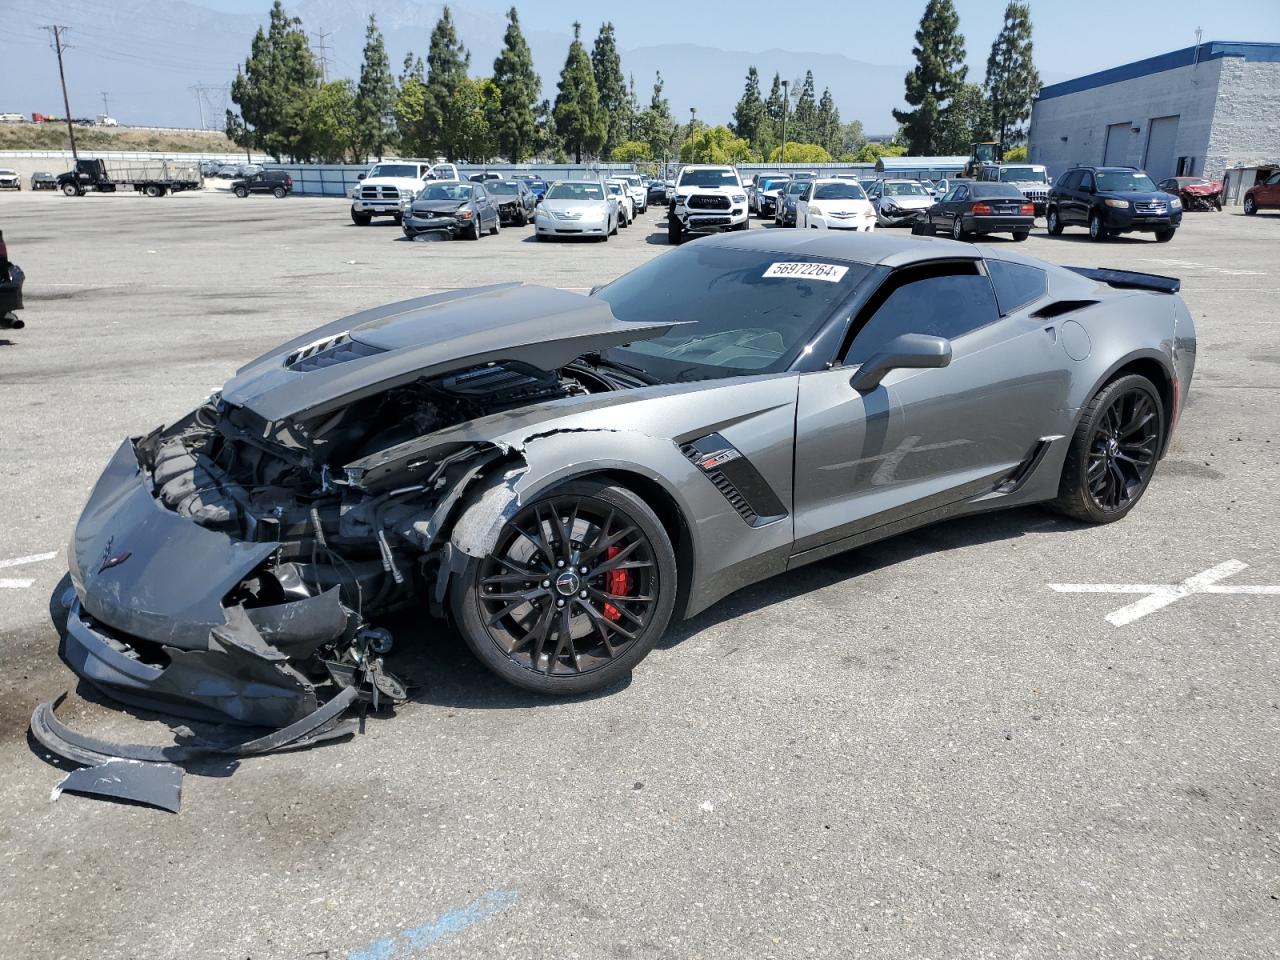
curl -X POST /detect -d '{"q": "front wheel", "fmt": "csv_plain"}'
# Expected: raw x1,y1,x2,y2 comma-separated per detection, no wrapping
452,480,679,696
1050,374,1165,524
668,219,682,245
1046,207,1063,235
61,183,80,197
233,186,248,199
1154,228,1175,243
350,210,371,226
1088,212,1108,242
1244,196,1257,215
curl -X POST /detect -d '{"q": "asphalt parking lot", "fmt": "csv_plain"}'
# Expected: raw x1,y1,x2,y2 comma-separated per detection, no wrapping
1,190,1278,960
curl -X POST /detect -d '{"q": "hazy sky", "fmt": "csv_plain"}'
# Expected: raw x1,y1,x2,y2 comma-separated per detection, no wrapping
204,0,1280,79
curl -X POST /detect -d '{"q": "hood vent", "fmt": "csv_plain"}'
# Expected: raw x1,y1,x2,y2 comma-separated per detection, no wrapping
287,333,386,372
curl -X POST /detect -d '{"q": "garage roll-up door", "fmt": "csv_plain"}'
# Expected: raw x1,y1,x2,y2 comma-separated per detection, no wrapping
1103,122,1131,166
1144,115,1180,181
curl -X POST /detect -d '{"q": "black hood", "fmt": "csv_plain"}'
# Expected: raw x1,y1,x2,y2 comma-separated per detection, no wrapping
220,284,676,423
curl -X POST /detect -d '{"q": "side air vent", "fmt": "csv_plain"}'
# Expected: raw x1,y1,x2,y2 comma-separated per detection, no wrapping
287,333,386,372
1031,300,1099,320
680,432,787,527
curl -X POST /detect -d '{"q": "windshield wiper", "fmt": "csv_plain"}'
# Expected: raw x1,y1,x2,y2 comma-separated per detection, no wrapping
586,352,662,385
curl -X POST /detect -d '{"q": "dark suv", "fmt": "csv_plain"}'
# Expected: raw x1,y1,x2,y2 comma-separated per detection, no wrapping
231,170,293,199
1046,166,1181,242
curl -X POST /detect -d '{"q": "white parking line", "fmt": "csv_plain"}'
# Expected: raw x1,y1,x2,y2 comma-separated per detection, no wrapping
0,551,58,569
0,579,35,590
1049,560,1280,626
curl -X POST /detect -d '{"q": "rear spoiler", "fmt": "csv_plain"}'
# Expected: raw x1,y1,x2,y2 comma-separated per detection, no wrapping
1065,266,1180,294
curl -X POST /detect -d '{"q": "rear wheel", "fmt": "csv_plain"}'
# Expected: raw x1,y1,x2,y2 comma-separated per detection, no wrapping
452,481,678,695
1088,212,1108,242
272,186,287,198
951,216,966,241
1013,230,1029,241
145,184,162,198
1046,207,1063,235
1050,374,1164,524
233,186,248,199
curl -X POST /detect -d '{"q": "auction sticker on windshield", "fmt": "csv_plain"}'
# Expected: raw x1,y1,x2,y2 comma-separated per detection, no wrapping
763,262,849,283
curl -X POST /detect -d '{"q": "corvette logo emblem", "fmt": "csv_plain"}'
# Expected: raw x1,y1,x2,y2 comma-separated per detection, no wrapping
98,537,131,574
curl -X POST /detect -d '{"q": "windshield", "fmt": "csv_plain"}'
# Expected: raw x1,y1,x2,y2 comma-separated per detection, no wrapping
368,164,421,179
606,183,623,195
594,246,870,380
417,183,474,201
1000,167,1047,183
882,181,928,197
489,182,519,195
546,181,605,201
759,177,790,191
973,143,997,162
1096,171,1157,192
678,168,739,188
814,183,866,200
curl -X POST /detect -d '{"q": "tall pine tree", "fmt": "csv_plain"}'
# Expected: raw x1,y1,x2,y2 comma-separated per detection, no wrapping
816,87,841,157
553,22,606,162
491,7,540,161
354,15,396,159
637,69,673,160
424,6,471,158
892,0,968,154
394,51,429,155
984,1,1040,149
791,71,817,143
226,0,320,161
591,23,629,158
731,66,769,156
764,72,785,156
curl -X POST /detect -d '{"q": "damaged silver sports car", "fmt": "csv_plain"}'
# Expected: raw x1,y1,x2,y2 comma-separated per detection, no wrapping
52,232,1196,738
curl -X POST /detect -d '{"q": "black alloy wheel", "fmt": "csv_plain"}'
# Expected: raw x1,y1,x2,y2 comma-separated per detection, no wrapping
454,482,677,695
1088,211,1107,242
1047,207,1063,235
1051,374,1164,523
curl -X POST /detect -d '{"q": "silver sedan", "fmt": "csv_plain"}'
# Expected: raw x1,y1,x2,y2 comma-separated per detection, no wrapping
534,180,618,241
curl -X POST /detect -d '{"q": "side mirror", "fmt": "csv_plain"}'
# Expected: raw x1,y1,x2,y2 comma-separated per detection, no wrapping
849,334,952,392
356,173,366,181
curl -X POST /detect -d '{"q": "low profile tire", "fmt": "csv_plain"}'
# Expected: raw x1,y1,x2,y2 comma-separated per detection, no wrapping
272,186,287,198
951,216,966,241
1088,212,1108,242
1154,228,1175,243
668,219,683,245
1050,374,1165,524
1013,230,1029,241
233,186,248,198
452,480,679,696
351,210,371,226
1243,196,1257,216
1046,207,1063,235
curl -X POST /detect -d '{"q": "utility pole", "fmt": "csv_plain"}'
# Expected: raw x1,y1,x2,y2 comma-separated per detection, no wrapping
100,91,110,117
780,78,789,163
311,29,332,83
190,86,206,129
42,25,77,161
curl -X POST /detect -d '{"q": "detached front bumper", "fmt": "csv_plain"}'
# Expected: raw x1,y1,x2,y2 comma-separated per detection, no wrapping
876,206,928,226
403,212,465,237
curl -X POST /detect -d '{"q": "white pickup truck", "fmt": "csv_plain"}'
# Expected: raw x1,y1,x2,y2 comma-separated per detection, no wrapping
667,164,749,244
350,161,460,225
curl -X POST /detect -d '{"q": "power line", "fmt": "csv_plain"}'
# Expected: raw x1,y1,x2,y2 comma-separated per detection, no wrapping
311,29,332,83
41,25,77,160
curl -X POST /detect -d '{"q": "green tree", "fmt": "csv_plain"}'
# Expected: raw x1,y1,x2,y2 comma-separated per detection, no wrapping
835,119,866,159
490,7,540,161
611,139,653,162
893,0,968,154
591,22,629,157
764,71,785,149
815,86,841,157
984,1,1040,149
791,71,817,143
853,141,907,163
226,0,321,161
636,70,673,160
554,22,606,162
424,6,471,158
679,125,755,164
938,82,992,154
394,52,429,155
354,15,396,159
731,66,769,154
442,76,499,162
306,79,358,162
1004,144,1028,161
769,142,831,163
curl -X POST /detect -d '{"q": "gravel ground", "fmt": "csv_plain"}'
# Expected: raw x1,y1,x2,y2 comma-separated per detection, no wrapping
0,190,1278,960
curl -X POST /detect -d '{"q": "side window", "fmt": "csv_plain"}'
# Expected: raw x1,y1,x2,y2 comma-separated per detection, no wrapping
941,186,961,202
986,260,1047,315
953,186,969,202
844,264,1001,365
1079,172,1095,192
1268,172,1280,185
475,188,487,202
1055,171,1078,191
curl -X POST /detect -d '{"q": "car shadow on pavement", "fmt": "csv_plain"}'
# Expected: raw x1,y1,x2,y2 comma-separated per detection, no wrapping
655,505,1085,651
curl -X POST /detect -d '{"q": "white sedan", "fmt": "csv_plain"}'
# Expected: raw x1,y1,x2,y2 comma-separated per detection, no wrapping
796,178,875,231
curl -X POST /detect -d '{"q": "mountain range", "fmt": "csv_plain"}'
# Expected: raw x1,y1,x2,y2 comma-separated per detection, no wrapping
6,0,910,134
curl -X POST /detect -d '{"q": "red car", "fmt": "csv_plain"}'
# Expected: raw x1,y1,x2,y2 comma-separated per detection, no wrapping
1157,176,1223,211
1244,170,1280,215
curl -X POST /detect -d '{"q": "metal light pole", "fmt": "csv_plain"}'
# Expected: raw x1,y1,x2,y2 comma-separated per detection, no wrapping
780,79,789,164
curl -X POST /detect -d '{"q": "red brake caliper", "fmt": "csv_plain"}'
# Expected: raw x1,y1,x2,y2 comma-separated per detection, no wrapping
603,544,631,622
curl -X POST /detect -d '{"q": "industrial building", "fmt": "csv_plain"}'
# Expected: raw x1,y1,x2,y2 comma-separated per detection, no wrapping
1027,41,1280,182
